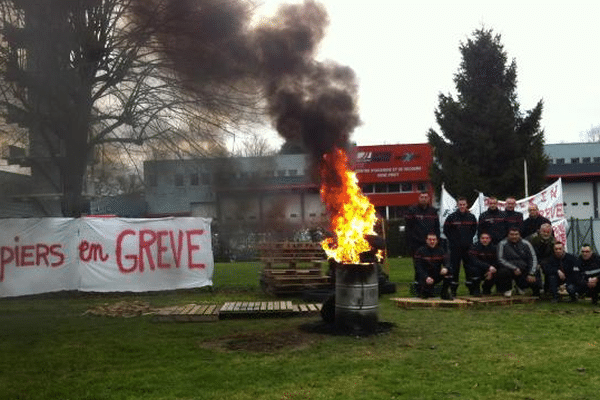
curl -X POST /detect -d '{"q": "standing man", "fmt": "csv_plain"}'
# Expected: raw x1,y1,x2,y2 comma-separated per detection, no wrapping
522,204,551,238
541,242,582,303
443,197,477,296
405,192,440,282
468,232,498,296
578,244,600,305
504,196,523,234
497,226,541,297
414,233,454,300
478,196,507,244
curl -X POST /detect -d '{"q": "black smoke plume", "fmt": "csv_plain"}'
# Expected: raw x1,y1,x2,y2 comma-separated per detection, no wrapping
131,0,361,161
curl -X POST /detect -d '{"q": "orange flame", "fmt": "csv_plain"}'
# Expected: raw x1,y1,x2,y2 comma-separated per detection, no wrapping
319,148,377,264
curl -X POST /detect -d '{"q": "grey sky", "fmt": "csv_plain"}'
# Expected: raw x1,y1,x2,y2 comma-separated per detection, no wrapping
257,0,600,148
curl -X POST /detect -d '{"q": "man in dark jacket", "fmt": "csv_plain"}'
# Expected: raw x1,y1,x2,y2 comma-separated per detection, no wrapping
578,244,600,305
504,197,523,234
497,226,541,297
405,192,440,281
478,197,507,244
468,232,498,296
443,197,477,296
414,233,453,300
541,242,583,302
522,204,551,238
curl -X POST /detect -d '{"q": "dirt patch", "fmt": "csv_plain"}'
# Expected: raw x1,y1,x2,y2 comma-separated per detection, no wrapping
201,329,323,353
83,300,158,317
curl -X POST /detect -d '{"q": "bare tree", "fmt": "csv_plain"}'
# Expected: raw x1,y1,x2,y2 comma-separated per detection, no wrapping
0,0,262,216
581,124,600,142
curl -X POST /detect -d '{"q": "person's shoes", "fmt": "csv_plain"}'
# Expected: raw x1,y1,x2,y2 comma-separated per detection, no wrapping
569,294,578,303
503,290,512,298
514,286,525,295
482,287,492,296
441,285,454,301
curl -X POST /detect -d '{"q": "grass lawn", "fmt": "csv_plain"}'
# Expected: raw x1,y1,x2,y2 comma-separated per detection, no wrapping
2,258,600,399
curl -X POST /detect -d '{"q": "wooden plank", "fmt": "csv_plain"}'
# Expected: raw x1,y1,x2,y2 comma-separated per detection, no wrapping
267,302,274,311
240,302,248,311
299,304,308,312
307,304,318,312
260,302,268,311
286,301,293,310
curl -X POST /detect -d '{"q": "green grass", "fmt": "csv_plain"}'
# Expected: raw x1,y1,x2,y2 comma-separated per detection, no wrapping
2,258,600,399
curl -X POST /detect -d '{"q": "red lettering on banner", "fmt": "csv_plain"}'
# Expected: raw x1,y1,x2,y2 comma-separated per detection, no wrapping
139,230,157,271
187,229,205,269
115,228,206,274
0,236,66,282
116,230,137,273
552,223,567,246
550,186,558,199
555,203,565,218
78,240,109,262
169,230,184,268
540,191,547,202
156,230,170,269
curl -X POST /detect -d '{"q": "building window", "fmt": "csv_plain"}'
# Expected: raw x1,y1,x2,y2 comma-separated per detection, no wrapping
556,158,565,164
277,170,286,177
388,183,400,193
572,202,579,206
401,182,412,192
290,213,298,218
190,173,199,186
374,183,387,193
583,202,590,206
288,169,297,176
583,157,591,163
571,158,580,164
362,184,374,193
595,157,600,163
175,173,184,187
417,182,427,192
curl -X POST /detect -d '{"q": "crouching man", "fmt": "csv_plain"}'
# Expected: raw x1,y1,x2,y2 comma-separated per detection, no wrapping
497,226,541,297
468,232,498,296
414,233,454,300
541,242,583,303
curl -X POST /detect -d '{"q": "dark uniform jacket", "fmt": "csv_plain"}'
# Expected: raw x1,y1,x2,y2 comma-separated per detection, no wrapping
579,253,600,280
526,233,556,266
414,245,449,282
542,253,583,286
497,238,538,275
443,210,477,248
522,215,551,238
405,205,440,253
478,208,507,244
504,210,524,234
468,241,498,275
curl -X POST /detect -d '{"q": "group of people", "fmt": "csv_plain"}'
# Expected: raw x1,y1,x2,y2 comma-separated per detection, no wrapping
405,192,600,303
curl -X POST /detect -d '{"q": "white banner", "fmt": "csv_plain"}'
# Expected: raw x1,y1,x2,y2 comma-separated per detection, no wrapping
440,179,566,245
0,217,213,297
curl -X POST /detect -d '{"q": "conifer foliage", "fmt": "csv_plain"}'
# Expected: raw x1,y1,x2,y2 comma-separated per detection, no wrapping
428,28,548,200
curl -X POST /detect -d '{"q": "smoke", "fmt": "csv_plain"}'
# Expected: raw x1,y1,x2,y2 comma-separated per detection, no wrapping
130,0,361,161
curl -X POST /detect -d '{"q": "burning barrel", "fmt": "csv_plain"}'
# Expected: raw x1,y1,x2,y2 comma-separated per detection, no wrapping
335,263,378,334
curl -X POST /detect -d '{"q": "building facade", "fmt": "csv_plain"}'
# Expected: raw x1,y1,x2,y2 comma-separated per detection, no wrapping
545,142,600,219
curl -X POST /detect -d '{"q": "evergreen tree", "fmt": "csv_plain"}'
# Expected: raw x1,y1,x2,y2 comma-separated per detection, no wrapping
428,28,548,201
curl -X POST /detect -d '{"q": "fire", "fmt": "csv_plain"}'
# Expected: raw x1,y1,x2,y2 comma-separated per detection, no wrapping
319,148,377,264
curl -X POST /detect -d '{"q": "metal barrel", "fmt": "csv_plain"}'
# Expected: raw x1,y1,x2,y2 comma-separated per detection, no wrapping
335,263,378,334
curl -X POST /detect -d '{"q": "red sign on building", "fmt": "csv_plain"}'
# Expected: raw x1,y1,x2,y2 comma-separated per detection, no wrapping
351,144,434,214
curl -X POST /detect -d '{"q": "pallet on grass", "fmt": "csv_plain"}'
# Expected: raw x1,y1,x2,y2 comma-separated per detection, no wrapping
390,297,470,309
460,295,539,306
152,303,220,322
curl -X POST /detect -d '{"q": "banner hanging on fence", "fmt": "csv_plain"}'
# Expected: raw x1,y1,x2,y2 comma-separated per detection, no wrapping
0,217,213,298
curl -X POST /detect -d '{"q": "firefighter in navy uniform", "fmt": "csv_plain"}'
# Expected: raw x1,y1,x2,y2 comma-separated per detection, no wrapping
478,196,507,244
541,241,583,303
405,192,440,294
467,232,498,296
443,197,477,296
414,233,453,300
503,197,523,234
578,244,600,305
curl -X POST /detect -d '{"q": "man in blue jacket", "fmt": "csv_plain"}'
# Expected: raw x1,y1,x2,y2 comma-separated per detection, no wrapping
443,197,477,296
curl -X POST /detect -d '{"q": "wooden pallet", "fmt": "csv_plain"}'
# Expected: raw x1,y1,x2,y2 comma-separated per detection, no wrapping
391,297,470,309
152,302,323,322
258,241,327,268
153,304,220,322
460,296,539,306
261,268,331,295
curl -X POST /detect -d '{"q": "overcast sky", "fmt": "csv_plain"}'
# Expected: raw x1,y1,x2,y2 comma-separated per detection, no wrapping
256,0,600,149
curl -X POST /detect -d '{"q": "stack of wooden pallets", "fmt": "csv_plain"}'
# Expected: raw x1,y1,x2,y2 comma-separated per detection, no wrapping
258,242,331,295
